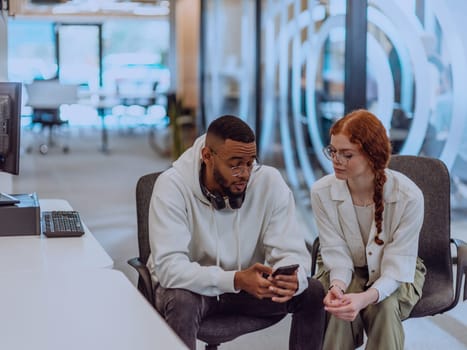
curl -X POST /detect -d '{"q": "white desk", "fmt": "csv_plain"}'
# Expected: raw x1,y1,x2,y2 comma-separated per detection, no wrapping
0,269,187,350
0,199,113,272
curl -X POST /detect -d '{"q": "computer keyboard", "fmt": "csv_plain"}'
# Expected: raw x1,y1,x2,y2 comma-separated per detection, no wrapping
41,211,85,238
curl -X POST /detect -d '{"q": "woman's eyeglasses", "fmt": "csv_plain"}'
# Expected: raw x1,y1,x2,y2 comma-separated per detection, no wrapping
322,145,357,165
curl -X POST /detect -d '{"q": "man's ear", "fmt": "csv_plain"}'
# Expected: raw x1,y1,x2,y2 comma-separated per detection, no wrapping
201,146,211,163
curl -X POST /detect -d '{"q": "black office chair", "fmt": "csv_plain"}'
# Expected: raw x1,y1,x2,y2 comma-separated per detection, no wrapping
386,155,466,317
128,171,285,350
25,81,77,154
28,110,70,154
311,155,467,345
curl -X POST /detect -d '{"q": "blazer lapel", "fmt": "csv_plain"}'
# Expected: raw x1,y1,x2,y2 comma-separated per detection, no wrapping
331,180,363,243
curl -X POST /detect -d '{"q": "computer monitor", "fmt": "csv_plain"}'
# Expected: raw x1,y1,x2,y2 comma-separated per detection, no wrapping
0,82,21,176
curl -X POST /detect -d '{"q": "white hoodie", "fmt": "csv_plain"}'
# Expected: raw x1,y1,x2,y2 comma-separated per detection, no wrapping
147,135,311,296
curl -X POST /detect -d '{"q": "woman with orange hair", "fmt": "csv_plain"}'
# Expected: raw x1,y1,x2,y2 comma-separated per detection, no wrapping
311,109,426,349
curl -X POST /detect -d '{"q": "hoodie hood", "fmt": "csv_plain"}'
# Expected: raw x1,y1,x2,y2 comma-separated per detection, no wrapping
172,134,209,205
171,134,243,282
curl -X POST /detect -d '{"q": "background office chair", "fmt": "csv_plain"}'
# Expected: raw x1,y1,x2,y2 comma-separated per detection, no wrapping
25,80,78,154
311,155,467,346
128,171,285,350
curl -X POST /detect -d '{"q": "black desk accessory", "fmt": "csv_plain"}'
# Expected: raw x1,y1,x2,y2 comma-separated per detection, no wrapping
0,193,40,236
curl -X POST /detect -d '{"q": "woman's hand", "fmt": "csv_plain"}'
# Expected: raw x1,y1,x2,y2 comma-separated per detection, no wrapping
324,288,379,321
324,283,345,305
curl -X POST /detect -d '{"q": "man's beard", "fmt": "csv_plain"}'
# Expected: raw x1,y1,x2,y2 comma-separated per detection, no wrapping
213,167,247,199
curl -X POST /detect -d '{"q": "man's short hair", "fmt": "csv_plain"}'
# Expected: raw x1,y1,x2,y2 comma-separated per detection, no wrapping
207,115,255,143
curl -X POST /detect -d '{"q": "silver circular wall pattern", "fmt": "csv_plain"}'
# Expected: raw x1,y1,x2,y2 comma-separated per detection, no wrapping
260,1,467,194
369,1,429,157
427,1,467,170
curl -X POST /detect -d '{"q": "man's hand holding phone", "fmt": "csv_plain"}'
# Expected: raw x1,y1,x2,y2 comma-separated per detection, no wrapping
272,264,299,277
265,264,299,303
234,263,276,299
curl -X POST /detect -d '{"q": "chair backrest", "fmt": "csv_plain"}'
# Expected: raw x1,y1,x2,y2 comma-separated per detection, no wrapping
388,155,453,317
26,80,78,108
136,171,162,264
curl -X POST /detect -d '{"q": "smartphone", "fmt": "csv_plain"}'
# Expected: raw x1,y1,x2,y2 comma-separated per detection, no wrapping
271,264,299,277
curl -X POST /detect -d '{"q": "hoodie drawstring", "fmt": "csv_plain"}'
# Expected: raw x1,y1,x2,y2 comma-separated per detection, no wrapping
234,210,241,271
212,206,241,301
211,207,220,269
211,207,221,301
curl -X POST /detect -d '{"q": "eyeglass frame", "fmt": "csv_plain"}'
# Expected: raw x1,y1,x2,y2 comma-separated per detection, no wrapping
209,148,259,177
322,145,360,164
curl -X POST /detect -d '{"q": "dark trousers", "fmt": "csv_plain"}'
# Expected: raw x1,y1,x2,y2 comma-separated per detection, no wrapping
155,278,325,350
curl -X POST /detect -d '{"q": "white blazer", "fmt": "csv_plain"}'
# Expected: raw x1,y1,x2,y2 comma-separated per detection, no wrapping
311,169,424,295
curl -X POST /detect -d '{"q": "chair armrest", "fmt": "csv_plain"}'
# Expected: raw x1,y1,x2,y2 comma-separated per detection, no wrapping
451,238,467,302
311,237,320,276
128,257,155,306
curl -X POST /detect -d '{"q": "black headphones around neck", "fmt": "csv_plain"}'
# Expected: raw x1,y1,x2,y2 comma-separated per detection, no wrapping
199,165,245,210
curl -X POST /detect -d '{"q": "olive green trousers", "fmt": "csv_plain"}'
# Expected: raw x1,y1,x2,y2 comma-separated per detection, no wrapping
315,258,426,350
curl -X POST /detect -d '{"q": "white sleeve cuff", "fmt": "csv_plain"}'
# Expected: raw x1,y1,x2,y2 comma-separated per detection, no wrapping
217,270,238,294
372,276,401,303
329,268,353,290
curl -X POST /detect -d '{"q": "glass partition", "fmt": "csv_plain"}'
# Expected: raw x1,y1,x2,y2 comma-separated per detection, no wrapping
102,20,170,94
259,0,347,189
8,17,171,130
201,0,258,129
366,0,467,208
7,20,56,82
57,24,100,89
200,0,467,211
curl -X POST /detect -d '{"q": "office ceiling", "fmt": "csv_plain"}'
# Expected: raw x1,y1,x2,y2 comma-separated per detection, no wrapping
10,0,171,17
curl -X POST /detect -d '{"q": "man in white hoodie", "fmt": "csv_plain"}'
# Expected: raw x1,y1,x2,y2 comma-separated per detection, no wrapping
147,115,325,349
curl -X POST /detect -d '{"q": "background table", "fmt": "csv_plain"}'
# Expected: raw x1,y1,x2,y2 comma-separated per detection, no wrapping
0,269,187,350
